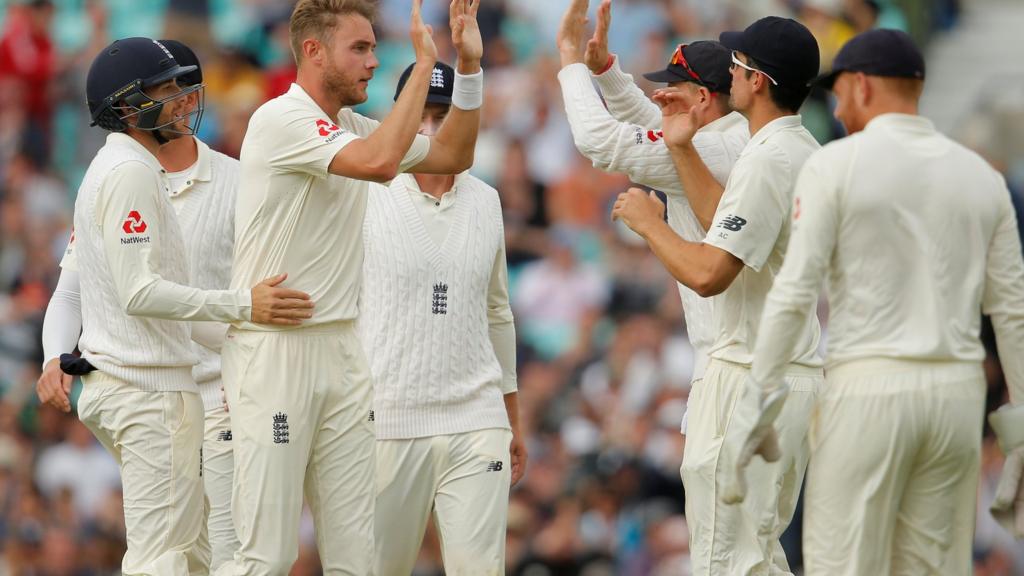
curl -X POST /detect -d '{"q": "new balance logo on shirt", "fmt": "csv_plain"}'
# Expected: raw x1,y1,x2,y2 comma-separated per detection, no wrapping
217,430,233,442
486,460,503,472
717,214,748,232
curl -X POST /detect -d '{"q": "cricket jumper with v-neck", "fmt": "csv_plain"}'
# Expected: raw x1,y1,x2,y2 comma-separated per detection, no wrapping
360,171,514,441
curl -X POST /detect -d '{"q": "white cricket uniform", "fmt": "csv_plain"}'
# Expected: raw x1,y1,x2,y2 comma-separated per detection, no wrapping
684,115,823,576
43,138,243,571
68,132,251,576
558,60,749,426
221,83,430,576
361,173,516,575
750,113,1024,575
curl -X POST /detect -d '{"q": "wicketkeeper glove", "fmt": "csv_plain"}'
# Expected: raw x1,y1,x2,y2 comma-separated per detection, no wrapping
990,403,1024,538
719,376,789,505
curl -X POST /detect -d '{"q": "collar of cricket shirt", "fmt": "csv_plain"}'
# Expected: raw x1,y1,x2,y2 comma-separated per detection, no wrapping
748,114,803,148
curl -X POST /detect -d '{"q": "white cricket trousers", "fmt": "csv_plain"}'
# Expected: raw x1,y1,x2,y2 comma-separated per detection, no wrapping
681,358,819,576
374,428,512,576
217,321,375,576
78,371,208,576
803,358,985,576
201,404,240,571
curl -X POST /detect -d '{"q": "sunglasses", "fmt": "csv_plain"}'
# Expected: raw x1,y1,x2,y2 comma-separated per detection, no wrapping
730,50,779,86
670,44,704,84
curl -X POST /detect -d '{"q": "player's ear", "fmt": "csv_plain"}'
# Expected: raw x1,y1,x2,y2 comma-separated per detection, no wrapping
855,72,870,108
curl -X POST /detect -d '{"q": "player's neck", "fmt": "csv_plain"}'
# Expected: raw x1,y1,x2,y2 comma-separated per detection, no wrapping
125,128,163,158
296,68,342,123
158,136,199,173
744,98,793,137
413,173,456,199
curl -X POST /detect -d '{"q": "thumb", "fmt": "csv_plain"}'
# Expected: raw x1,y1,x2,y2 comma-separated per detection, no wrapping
649,191,657,200
425,24,434,36
262,273,288,287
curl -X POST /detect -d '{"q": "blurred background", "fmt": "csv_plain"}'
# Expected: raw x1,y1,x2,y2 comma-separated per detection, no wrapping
1,0,1024,574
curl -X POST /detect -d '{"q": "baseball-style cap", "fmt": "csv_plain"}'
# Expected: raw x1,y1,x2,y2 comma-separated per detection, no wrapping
814,29,925,89
642,41,733,94
394,61,455,105
720,17,820,87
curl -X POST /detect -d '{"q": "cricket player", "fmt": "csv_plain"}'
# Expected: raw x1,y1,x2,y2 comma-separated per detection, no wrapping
727,29,1024,575
220,1,484,574
37,40,243,570
362,60,525,576
54,37,311,576
555,0,748,437
613,17,822,575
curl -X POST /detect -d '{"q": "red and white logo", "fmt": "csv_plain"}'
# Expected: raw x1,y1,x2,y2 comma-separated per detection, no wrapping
122,210,148,234
646,130,664,142
316,119,340,137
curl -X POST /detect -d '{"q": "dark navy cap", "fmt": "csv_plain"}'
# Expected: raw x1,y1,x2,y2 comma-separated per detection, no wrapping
814,29,925,89
159,39,203,87
643,41,733,94
720,16,820,87
394,61,455,106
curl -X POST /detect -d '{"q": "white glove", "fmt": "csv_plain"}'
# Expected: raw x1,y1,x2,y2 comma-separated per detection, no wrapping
719,376,789,505
990,403,1024,538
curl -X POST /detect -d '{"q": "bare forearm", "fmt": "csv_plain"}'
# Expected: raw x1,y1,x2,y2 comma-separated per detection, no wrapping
641,219,724,297
671,143,725,230
365,62,434,169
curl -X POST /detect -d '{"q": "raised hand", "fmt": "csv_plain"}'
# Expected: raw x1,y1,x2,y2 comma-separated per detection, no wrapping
556,0,589,67
410,0,438,65
584,0,612,74
654,88,704,150
451,0,482,71
250,273,315,326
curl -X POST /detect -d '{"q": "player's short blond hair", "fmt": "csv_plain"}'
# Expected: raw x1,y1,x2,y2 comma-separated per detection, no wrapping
289,0,378,64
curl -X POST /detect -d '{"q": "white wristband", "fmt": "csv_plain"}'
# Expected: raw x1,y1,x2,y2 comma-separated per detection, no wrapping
452,69,483,111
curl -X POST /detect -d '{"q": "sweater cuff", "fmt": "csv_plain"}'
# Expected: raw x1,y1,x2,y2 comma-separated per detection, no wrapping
593,56,635,97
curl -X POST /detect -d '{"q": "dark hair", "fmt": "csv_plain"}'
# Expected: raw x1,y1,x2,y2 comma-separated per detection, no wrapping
744,57,811,113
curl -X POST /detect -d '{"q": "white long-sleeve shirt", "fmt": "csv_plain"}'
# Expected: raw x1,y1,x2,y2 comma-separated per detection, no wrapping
44,139,240,409
557,61,749,381
752,114,1024,403
68,133,250,391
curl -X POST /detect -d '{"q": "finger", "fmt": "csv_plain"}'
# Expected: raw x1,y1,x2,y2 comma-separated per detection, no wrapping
270,297,315,310
468,0,479,19
595,0,611,39
412,0,423,24
260,273,287,287
449,0,459,22
272,307,315,319
270,288,311,301
268,317,305,326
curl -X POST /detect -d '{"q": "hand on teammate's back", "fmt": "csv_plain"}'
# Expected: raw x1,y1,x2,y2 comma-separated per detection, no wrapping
409,0,438,65
584,0,612,74
450,0,482,68
250,273,314,326
36,358,73,413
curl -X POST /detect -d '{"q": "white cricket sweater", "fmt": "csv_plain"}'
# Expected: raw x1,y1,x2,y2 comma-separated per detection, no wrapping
360,174,510,439
70,133,250,391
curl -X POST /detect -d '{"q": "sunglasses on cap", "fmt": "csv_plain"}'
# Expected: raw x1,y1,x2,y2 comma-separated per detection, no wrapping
670,44,705,85
730,50,779,86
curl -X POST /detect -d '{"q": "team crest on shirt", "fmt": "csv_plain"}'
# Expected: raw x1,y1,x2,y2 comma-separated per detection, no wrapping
432,282,448,315
316,119,346,144
120,210,151,245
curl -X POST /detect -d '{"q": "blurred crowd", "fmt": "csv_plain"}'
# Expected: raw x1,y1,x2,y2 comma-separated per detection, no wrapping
2,0,1022,575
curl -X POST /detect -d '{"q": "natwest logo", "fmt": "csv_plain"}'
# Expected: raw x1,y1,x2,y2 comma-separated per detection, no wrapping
122,210,148,234
316,119,340,137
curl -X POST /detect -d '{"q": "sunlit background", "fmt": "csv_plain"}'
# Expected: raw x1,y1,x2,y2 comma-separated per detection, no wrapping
1,0,1023,574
